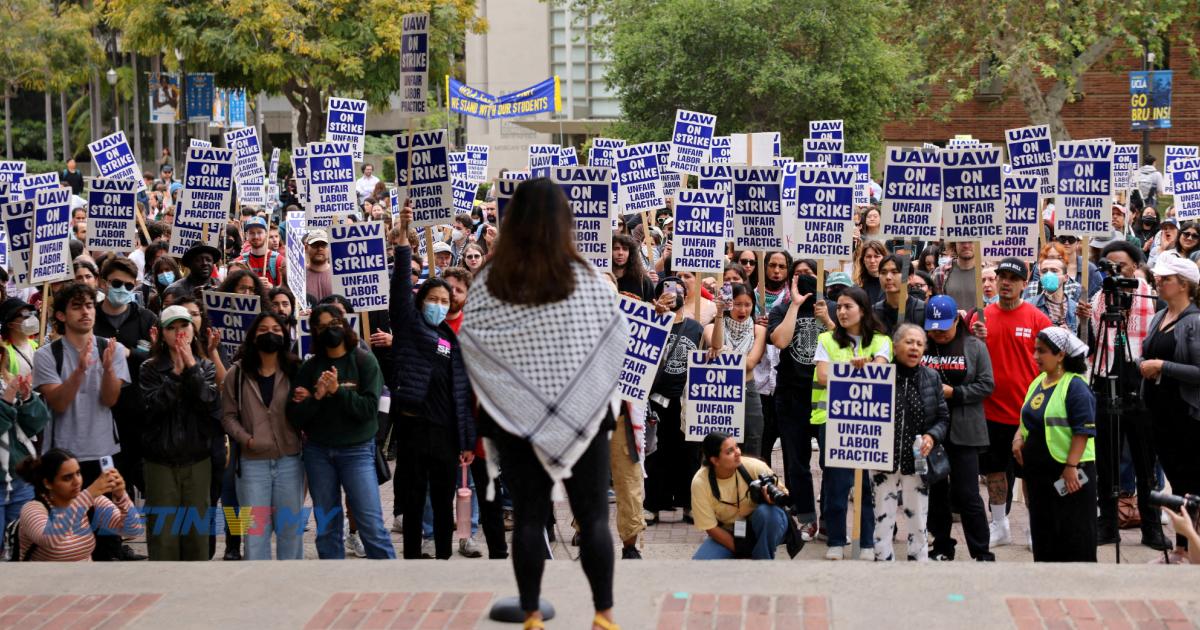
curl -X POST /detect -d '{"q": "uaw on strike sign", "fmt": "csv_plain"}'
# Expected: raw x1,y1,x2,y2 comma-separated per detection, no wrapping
824,362,895,470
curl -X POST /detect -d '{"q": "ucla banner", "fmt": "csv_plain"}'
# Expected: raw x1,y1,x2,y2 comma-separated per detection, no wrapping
1130,70,1172,131
448,76,561,120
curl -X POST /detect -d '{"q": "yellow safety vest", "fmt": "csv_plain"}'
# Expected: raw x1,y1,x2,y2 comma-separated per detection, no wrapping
1019,372,1095,464
2,339,37,376
810,331,893,426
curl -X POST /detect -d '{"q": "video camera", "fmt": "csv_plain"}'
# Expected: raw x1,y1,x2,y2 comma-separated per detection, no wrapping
749,473,790,507
1095,258,1139,315
1149,491,1200,514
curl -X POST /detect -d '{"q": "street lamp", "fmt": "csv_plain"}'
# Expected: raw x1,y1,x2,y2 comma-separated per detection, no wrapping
106,67,119,136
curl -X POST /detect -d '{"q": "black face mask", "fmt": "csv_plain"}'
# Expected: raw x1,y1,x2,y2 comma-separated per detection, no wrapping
254,332,285,353
318,326,345,349
909,287,928,301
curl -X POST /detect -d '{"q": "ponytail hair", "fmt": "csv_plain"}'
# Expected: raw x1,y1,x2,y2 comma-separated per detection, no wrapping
15,448,76,496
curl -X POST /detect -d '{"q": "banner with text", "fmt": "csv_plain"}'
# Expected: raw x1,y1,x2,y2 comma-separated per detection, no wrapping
684,351,746,442
394,129,452,228
733,166,783,251
671,189,726,273
85,178,138,253
330,221,389,312
881,147,941,241
553,167,611,271
795,166,856,262
1053,140,1113,237
825,362,895,470
617,295,674,404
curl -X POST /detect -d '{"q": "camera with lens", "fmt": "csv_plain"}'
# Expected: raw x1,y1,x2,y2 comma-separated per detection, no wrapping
1149,491,1200,513
1096,259,1138,314
749,473,790,506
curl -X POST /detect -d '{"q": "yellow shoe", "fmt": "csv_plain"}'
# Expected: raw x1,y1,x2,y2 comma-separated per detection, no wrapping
593,613,620,630
522,617,546,629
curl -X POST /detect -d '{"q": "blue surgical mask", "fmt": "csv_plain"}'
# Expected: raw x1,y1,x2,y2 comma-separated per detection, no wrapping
422,303,449,326
1040,270,1060,293
156,271,176,286
106,286,135,306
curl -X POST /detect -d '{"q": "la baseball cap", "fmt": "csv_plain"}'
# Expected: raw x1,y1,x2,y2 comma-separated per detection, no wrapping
924,295,958,331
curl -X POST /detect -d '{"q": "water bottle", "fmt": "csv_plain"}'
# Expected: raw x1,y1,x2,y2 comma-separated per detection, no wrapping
913,437,928,475
456,464,473,539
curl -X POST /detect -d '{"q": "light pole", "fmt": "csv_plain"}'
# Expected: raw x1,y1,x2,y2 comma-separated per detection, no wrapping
1141,50,1155,163
106,67,119,136
175,48,186,164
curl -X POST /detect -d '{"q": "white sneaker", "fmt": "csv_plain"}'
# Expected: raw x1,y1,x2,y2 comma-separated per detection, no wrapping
824,546,844,561
391,516,403,534
858,547,875,561
346,532,367,558
420,539,435,559
1161,510,1170,526
989,521,1012,547
459,536,483,558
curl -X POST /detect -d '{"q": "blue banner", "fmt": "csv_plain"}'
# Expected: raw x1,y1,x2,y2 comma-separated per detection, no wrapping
1130,70,1172,130
447,76,560,120
186,73,215,123
228,89,248,128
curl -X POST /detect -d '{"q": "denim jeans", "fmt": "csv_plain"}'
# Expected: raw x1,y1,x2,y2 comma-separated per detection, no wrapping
0,476,35,557
303,441,396,559
816,424,874,548
692,504,789,560
236,455,306,560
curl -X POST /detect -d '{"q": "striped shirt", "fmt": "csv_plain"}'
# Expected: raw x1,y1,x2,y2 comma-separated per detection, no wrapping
18,492,138,562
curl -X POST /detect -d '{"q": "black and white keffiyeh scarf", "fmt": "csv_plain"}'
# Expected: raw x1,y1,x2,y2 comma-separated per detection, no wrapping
460,263,628,482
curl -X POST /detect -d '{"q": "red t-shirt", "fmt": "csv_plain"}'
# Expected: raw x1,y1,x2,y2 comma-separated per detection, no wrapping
445,310,463,334
969,302,1052,425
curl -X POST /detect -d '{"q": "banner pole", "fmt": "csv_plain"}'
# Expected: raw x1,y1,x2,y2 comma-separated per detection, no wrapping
693,273,702,322
851,468,864,558
39,282,50,343
816,260,825,297
135,207,152,243
640,210,657,271
1079,236,1090,338
974,241,984,317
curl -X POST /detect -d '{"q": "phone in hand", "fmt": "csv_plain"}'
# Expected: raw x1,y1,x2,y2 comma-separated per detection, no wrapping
663,281,680,298
1053,468,1088,496
99,456,115,472
720,282,733,305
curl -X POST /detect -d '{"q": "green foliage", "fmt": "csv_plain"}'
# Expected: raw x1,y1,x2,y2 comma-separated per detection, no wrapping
579,0,920,155
22,158,64,175
382,157,396,184
8,119,60,158
364,134,394,156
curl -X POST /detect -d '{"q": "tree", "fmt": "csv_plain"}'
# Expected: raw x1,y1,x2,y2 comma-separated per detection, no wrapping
567,0,921,155
0,0,50,158
903,0,1200,141
103,0,486,145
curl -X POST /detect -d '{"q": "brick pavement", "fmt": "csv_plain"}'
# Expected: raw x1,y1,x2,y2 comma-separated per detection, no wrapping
656,593,832,630
1006,597,1197,630
302,592,493,630
0,594,162,630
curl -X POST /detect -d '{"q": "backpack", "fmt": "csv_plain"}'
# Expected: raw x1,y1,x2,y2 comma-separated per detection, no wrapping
50,337,118,450
3,514,31,561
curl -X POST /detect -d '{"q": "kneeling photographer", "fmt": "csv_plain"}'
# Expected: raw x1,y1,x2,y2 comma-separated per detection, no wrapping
691,431,790,560
1158,492,1200,564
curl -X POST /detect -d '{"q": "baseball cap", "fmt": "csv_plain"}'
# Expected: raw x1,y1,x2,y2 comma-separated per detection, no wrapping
1151,251,1200,284
996,257,1029,281
0,297,33,326
1088,230,1121,250
160,164,173,173
303,229,329,245
432,242,453,255
1161,217,1179,229
924,295,958,331
160,305,194,328
244,217,268,232
825,272,853,288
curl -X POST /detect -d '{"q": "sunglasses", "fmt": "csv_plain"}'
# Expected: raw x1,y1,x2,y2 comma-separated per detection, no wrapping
738,258,756,265
107,280,136,290
465,254,482,260
1055,236,1079,245
1183,232,1200,240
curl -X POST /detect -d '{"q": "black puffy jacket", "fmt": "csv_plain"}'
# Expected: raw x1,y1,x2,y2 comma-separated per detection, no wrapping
139,356,221,466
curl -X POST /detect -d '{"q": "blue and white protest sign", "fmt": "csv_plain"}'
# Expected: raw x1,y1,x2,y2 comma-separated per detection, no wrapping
87,132,145,193
552,166,611,271
204,291,261,359
306,141,356,227
224,126,267,206
285,211,309,311
803,139,843,166
452,177,477,214
588,138,625,169
394,129,451,229
326,97,367,162
825,362,895,470
795,166,856,262
1164,145,1199,196
809,119,844,140
775,159,798,224
617,295,674,404
667,109,717,175
671,189,726,273
684,351,746,442
614,143,665,216
465,144,489,182
709,136,732,164
400,13,429,115
190,139,212,149
20,172,58,201
732,166,783,250
3,199,33,287
85,178,137,253
292,146,309,208
1004,124,1053,196
947,137,991,149
559,146,579,167
167,215,222,259
269,148,281,188
449,152,467,179
1053,140,1113,237
32,187,71,284
1113,145,1140,193
528,144,559,178
983,173,1041,263
0,221,7,268
940,147,1004,240
178,146,234,224
1169,157,1200,220
330,221,389,312
843,153,871,206
700,164,735,240
297,314,359,360
881,147,941,240
494,175,528,226
0,161,25,191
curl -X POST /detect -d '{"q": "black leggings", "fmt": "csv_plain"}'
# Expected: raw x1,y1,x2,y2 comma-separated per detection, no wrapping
400,421,457,559
471,454,509,559
927,442,992,560
495,426,613,612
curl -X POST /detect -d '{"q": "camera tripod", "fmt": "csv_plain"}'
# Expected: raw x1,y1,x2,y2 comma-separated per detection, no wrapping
1088,301,1133,564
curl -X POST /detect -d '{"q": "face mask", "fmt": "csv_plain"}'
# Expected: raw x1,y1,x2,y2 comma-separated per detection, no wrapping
106,286,135,306
318,326,345,349
156,271,176,286
1041,270,1060,293
451,228,466,243
20,315,39,335
254,332,285,353
909,287,927,301
423,303,449,326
